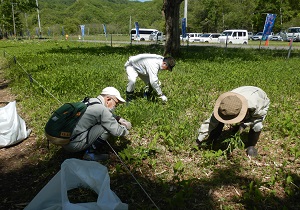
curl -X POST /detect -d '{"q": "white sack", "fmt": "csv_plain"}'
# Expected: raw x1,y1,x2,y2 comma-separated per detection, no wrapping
25,158,128,210
0,101,29,148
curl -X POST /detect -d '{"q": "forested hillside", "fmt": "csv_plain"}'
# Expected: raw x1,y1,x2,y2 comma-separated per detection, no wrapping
27,0,165,36
1,0,300,37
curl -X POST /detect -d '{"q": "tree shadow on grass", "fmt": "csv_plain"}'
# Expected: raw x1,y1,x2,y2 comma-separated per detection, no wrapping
1,136,300,210
44,44,300,62
107,159,300,210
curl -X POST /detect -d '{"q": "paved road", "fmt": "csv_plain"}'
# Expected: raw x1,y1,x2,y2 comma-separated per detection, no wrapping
78,39,300,50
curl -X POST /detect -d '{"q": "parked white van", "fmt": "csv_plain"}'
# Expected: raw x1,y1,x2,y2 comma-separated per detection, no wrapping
181,33,202,42
286,27,300,42
218,29,248,44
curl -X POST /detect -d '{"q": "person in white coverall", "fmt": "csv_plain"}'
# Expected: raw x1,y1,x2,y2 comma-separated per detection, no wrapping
125,54,176,102
196,86,270,156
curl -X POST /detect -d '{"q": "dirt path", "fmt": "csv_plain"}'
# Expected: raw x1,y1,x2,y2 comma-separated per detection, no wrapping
0,69,41,209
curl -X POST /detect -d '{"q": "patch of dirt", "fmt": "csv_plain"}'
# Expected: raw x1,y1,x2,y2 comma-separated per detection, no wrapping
0,70,46,209
0,78,35,169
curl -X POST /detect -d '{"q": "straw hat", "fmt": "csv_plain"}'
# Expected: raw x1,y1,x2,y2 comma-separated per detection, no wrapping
213,92,248,124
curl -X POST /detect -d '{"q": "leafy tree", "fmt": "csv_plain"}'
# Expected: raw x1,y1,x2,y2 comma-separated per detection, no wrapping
0,0,36,37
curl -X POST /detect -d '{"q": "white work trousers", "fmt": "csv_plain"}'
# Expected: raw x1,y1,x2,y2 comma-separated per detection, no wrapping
126,65,150,93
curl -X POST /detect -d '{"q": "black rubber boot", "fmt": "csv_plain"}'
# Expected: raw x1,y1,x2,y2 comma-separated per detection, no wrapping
126,91,134,103
143,85,153,100
246,130,261,156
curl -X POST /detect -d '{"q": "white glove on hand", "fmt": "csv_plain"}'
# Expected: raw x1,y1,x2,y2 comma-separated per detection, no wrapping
119,118,132,130
159,94,168,102
238,123,246,134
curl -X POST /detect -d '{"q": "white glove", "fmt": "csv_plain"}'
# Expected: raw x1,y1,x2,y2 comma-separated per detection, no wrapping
238,123,247,134
119,118,132,130
159,94,168,102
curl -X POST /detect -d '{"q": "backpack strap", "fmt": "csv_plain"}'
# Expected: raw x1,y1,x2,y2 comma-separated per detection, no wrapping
87,101,100,106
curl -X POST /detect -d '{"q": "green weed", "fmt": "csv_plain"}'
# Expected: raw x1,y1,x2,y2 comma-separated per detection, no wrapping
1,41,300,209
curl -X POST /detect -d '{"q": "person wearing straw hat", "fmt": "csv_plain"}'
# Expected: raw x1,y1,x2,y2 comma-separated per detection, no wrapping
196,86,270,156
62,87,132,161
124,54,176,103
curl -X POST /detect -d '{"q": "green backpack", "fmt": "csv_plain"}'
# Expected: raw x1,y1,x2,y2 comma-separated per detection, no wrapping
45,97,99,146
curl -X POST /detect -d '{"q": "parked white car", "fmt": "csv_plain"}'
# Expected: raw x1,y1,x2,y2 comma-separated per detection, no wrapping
188,33,202,42
199,33,220,43
149,31,165,41
218,29,248,44
180,33,202,42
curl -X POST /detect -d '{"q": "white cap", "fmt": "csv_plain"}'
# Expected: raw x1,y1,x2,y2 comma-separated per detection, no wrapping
100,87,126,103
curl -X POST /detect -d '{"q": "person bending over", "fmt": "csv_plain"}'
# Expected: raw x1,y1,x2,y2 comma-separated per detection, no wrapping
125,53,175,103
197,86,270,156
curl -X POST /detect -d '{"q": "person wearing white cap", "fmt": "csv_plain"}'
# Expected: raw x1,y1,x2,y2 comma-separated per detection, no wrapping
196,86,270,156
124,53,176,103
62,87,132,161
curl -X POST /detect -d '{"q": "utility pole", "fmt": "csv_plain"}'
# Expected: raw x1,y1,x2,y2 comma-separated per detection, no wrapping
11,3,17,38
184,0,188,28
36,0,42,37
280,0,283,30
25,13,29,38
1,0,4,38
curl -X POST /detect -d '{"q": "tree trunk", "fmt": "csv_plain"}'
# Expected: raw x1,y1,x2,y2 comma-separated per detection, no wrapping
163,0,183,57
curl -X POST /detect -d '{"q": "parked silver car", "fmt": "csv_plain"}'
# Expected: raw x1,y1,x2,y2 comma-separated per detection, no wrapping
252,32,274,41
270,33,283,41
252,32,263,41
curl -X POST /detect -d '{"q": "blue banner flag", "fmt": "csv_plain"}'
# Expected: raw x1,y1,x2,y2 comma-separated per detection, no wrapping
80,25,85,37
102,24,107,37
182,18,187,38
135,22,139,38
262,14,276,40
61,26,64,36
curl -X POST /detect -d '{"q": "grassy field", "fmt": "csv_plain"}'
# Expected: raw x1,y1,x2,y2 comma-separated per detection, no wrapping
1,39,299,209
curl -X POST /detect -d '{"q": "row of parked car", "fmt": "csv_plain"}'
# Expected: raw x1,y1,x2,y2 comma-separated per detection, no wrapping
249,32,283,41
180,33,221,43
181,30,249,44
181,31,286,44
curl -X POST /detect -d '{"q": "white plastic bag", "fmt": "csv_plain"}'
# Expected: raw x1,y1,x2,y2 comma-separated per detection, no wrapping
0,101,29,148
25,158,128,210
